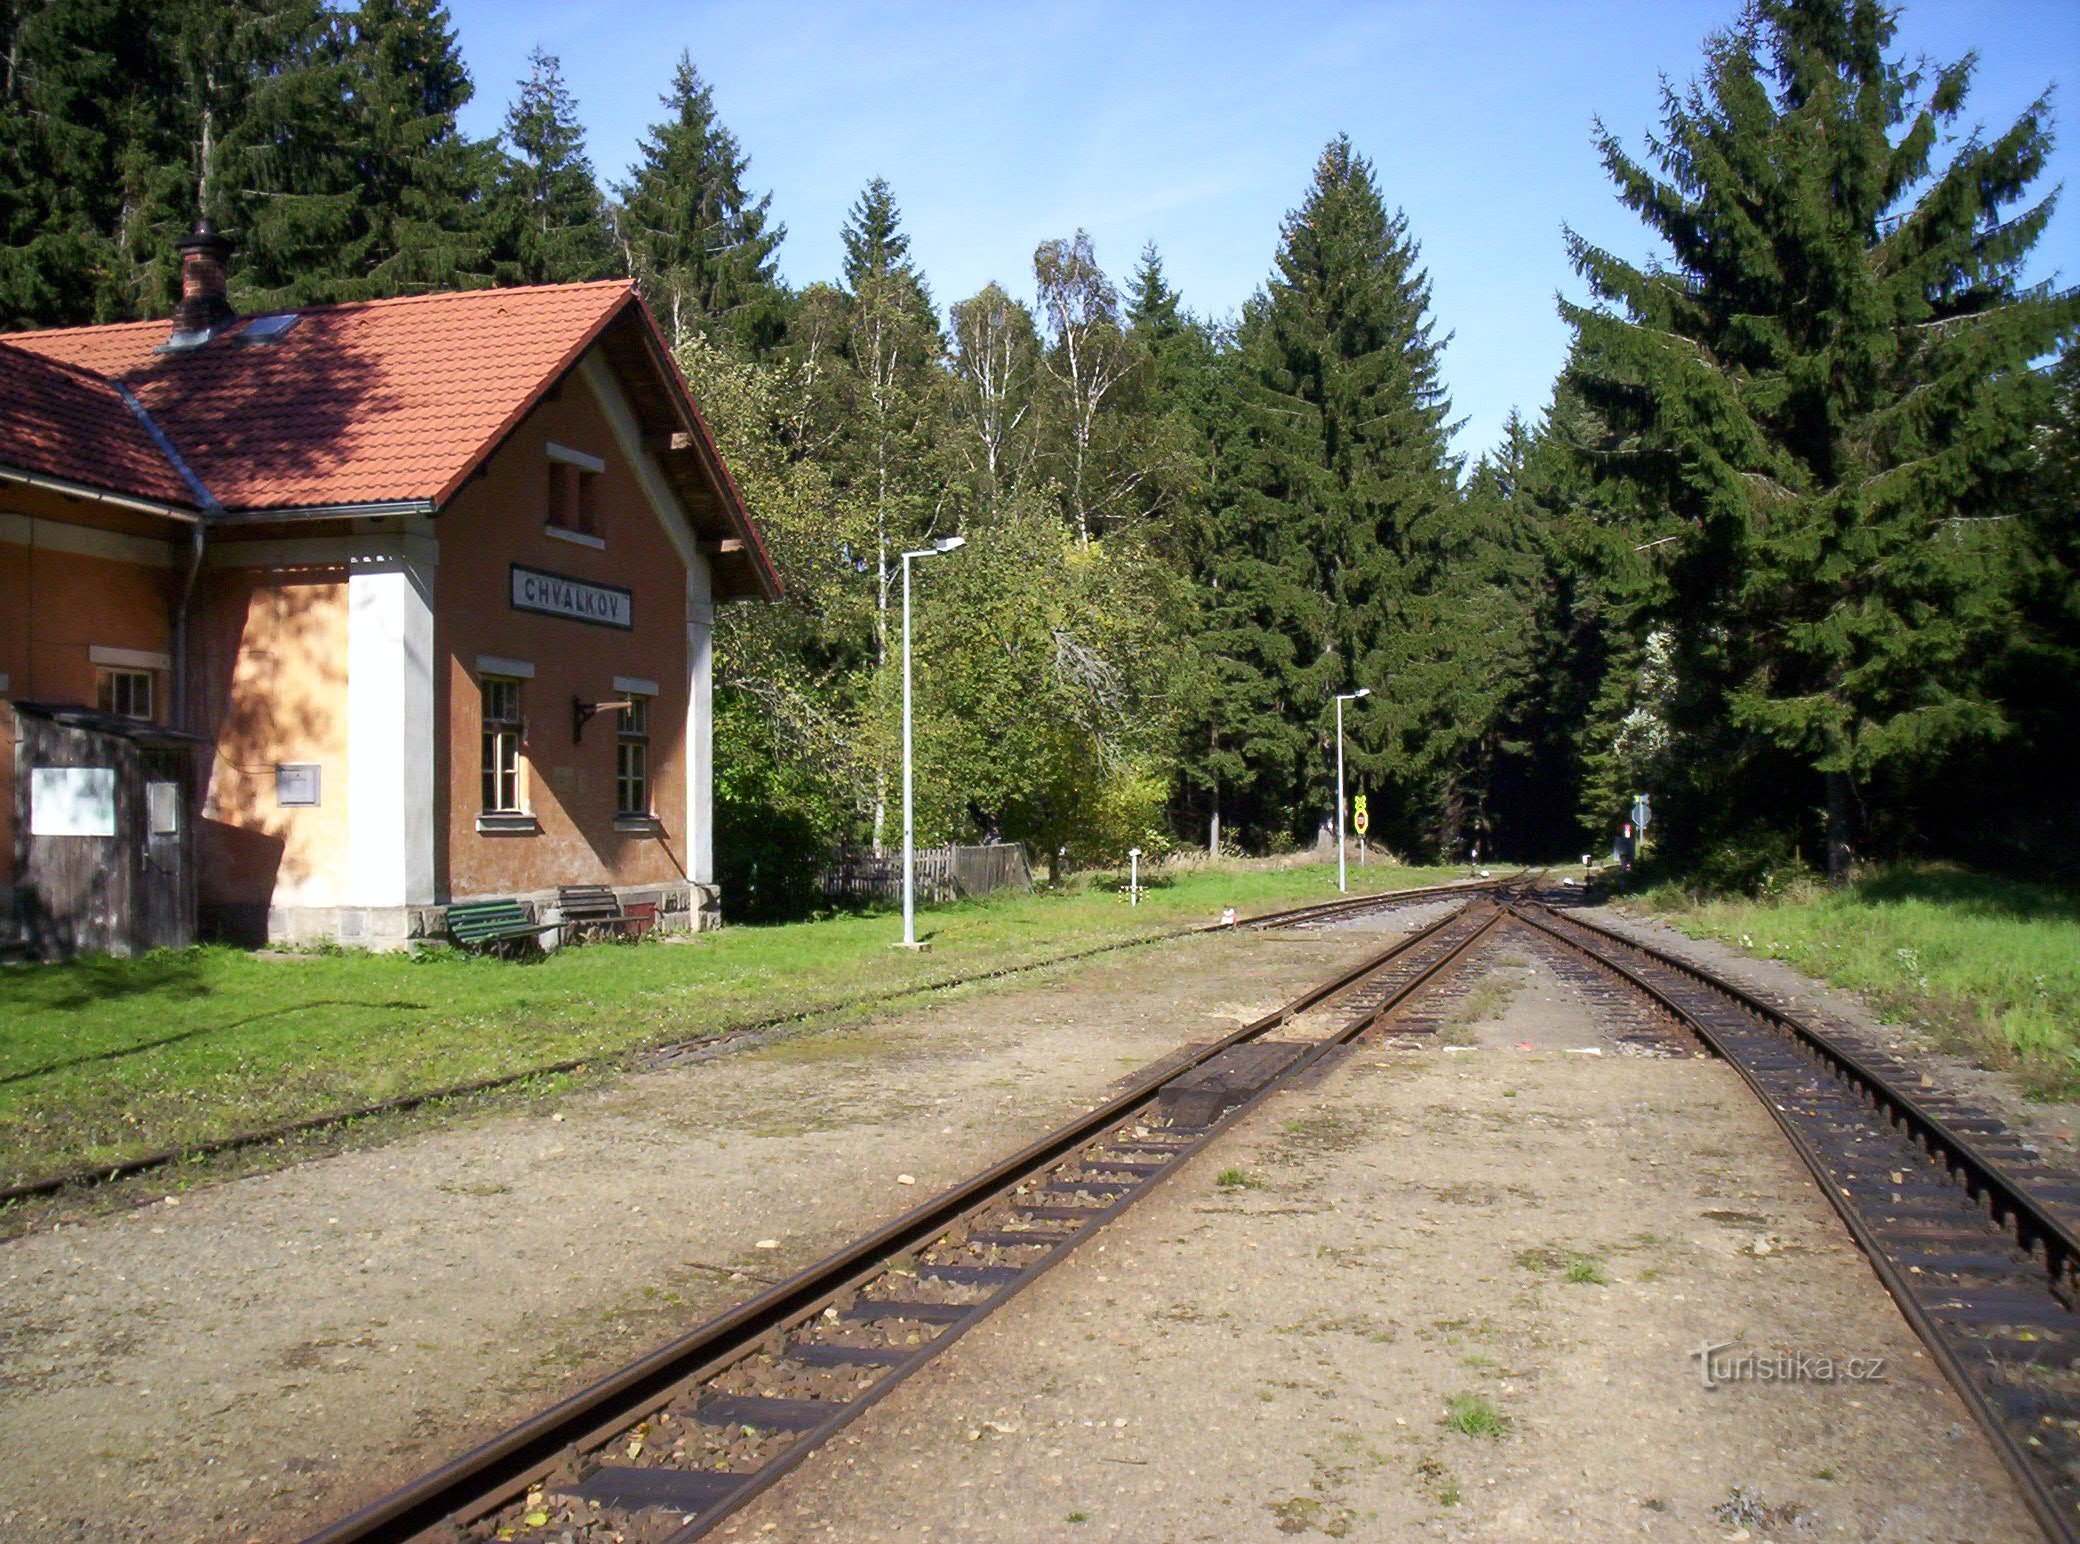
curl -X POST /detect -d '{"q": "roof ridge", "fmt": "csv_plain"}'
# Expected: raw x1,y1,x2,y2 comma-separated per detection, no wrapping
4,278,637,343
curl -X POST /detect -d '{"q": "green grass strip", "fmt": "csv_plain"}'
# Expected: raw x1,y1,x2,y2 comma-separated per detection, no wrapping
0,861,1464,1195
1641,862,2080,1098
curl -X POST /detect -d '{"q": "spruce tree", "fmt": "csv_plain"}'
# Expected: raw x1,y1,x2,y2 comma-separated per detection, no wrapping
485,48,615,286
1565,0,2077,877
1125,241,1182,343
1212,136,1462,850
164,0,358,310
840,177,926,303
1485,381,1647,856
838,179,943,848
1972,338,2080,868
617,51,786,354
829,179,942,663
328,0,492,298
0,0,170,325
1120,242,1239,849
0,0,352,325
1125,240,1222,455
2023,342,2080,681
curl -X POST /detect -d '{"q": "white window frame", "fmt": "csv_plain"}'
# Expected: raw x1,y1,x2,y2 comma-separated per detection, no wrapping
615,692,652,818
480,675,525,815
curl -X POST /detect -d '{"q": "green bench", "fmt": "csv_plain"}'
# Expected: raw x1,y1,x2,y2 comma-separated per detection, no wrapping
445,898,551,954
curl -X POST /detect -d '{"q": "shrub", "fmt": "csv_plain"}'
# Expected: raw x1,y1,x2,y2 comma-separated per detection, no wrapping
1691,830,1812,899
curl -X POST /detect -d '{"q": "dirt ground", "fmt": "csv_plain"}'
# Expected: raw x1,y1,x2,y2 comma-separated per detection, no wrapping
711,930,2039,1543
0,903,2048,1543
0,923,1404,1543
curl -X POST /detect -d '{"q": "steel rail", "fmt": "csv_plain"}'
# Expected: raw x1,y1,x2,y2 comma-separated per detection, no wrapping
1520,903,2080,1285
1509,899,2080,1544
639,901,1517,1544
1242,871,1531,931
302,900,1504,1543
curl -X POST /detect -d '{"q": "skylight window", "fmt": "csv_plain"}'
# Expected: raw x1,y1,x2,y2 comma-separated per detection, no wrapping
238,313,301,344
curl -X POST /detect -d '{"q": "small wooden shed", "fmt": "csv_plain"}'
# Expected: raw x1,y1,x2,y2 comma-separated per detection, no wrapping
9,703,201,958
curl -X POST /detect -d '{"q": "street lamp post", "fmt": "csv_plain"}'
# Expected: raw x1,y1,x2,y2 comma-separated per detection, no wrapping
1334,688,1371,893
897,535,966,950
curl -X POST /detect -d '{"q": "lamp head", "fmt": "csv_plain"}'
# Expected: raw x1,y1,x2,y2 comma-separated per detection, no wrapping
931,535,967,553
1354,687,1371,699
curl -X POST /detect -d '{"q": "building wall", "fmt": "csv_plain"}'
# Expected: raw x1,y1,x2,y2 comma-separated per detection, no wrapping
435,350,706,903
0,492,179,705
0,487,182,899
191,565,354,930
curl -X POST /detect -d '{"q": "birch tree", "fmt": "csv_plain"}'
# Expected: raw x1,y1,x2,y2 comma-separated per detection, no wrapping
946,282,1041,513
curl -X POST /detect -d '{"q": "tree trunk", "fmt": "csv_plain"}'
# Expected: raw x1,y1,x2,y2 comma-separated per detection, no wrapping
1208,804,1220,858
1825,770,1856,884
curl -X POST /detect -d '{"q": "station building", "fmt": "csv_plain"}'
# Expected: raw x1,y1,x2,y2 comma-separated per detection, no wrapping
0,225,778,956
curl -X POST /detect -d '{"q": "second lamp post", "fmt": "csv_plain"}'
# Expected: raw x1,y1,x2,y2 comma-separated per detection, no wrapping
898,535,965,949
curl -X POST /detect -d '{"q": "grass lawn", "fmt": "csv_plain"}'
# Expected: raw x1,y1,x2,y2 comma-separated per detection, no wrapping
0,858,1465,1189
1640,863,2080,1097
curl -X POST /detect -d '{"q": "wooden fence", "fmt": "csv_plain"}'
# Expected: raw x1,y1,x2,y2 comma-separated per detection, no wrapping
820,842,1033,906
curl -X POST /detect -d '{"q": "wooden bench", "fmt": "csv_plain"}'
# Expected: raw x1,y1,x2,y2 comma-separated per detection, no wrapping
445,898,550,954
555,885,652,945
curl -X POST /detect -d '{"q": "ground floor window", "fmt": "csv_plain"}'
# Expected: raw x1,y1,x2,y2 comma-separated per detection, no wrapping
481,676,523,812
616,694,650,816
97,667,154,721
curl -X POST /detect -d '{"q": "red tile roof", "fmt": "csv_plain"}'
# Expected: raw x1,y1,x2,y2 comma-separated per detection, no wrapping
6,280,632,512
0,340,196,507
0,279,780,597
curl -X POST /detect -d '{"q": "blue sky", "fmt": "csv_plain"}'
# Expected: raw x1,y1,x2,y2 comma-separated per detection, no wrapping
447,0,2078,462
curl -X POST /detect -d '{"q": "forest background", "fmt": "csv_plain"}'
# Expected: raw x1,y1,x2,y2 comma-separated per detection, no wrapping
2,0,2074,913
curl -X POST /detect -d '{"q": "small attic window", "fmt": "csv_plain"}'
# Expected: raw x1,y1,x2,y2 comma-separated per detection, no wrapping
237,313,301,344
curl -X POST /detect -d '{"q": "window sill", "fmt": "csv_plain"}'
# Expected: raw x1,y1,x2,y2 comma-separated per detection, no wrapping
544,524,606,550
476,812,541,836
614,815,662,836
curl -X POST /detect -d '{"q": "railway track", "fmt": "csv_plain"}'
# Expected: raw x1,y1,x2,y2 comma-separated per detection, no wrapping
1512,898,2080,1543
302,882,1520,1544
302,878,2080,1543
1238,869,1531,931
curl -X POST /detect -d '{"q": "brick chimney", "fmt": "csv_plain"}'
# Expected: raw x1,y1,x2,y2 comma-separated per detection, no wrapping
167,218,236,349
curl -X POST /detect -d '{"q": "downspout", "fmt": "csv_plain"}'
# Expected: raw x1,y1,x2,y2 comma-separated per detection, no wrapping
112,382,220,732
172,523,206,730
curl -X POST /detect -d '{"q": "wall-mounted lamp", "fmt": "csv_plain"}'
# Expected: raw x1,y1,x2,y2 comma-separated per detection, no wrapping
572,695,633,744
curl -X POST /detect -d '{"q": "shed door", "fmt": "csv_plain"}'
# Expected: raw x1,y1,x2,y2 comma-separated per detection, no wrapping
136,751,193,952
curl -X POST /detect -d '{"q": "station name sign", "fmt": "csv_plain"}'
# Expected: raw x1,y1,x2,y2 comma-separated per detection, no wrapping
510,564,633,630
